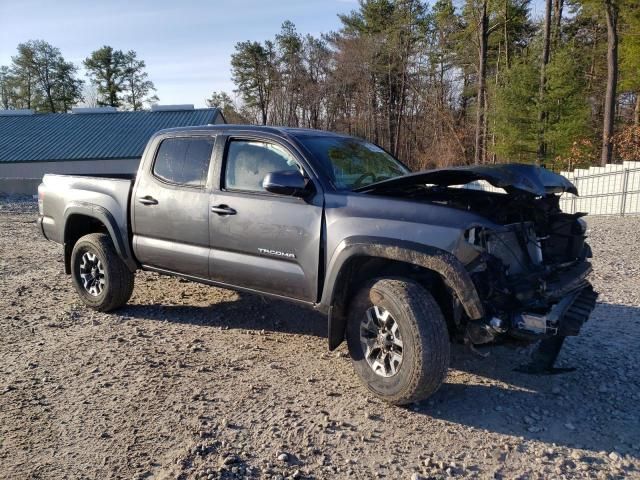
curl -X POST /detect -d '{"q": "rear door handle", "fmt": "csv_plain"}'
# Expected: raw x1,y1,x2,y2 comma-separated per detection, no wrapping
211,204,236,215
138,196,158,205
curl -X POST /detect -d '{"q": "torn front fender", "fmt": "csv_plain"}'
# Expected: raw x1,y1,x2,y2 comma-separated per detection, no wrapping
321,237,485,350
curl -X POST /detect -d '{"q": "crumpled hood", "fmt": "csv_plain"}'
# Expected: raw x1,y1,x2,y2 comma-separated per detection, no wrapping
356,163,578,196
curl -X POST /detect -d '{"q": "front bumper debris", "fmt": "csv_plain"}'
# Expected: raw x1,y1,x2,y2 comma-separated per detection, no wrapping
511,285,598,339
514,285,598,374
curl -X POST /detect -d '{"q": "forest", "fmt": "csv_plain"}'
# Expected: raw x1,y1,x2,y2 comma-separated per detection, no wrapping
214,0,640,170
1,0,639,171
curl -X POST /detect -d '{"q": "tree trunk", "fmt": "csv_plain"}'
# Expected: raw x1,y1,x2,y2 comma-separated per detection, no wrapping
537,0,552,164
26,72,32,110
47,87,55,113
634,93,640,127
258,82,268,125
107,66,117,107
587,26,598,91
553,0,563,45
504,0,510,68
482,88,489,163
474,0,488,165
394,29,411,157
601,0,618,166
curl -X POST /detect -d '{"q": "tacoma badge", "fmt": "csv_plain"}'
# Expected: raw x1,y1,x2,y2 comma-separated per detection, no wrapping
258,248,296,259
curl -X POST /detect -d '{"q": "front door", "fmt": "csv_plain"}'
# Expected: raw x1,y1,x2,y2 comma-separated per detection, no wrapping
208,137,323,301
132,134,215,278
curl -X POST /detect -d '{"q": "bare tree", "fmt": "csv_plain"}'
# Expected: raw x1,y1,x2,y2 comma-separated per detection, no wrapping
82,83,99,108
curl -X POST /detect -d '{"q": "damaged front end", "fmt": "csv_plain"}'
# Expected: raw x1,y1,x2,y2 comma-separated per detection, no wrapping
463,212,597,351
360,164,598,371
446,172,598,372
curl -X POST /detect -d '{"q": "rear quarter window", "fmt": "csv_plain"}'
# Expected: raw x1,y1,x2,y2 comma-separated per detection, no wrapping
153,137,214,187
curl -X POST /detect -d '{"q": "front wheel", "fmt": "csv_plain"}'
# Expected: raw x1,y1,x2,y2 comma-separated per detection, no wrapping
71,233,134,312
346,278,450,405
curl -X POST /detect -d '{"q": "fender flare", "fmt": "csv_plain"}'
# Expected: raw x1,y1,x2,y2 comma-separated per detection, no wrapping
63,202,137,273
321,237,484,350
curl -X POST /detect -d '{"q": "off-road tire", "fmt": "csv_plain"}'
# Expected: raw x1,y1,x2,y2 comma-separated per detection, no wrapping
71,233,134,312
346,278,450,405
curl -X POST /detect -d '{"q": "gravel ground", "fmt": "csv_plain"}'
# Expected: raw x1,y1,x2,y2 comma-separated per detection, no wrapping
0,196,639,480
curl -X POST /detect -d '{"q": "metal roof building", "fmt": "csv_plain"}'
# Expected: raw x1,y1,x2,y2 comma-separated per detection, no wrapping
0,105,224,194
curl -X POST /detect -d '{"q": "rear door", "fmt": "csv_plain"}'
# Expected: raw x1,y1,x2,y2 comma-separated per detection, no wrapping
208,134,323,301
132,134,215,277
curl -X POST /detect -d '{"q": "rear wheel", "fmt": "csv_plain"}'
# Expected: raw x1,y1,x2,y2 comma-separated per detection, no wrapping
71,233,134,311
346,278,450,405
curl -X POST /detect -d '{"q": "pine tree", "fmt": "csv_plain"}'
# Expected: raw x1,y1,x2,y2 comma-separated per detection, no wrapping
84,46,127,108
492,45,590,163
9,40,83,112
492,58,539,161
231,41,277,125
122,51,158,111
619,1,640,125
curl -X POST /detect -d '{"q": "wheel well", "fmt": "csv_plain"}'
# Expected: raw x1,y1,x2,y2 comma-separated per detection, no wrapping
63,214,109,274
328,256,455,349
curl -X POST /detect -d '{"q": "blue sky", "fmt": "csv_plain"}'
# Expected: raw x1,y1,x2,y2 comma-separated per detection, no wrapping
0,0,546,108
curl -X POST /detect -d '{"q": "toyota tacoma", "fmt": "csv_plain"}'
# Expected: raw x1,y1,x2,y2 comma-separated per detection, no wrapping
37,125,597,405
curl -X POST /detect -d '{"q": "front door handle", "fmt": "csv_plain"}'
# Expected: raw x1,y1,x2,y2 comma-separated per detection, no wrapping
211,204,237,216
138,195,158,206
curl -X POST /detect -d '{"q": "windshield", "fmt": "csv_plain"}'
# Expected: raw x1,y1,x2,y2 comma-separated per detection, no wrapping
298,136,410,190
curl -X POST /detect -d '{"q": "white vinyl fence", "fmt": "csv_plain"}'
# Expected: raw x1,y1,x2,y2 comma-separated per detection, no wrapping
558,161,640,216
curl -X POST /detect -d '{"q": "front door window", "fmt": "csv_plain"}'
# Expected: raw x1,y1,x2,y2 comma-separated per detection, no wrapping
224,140,301,193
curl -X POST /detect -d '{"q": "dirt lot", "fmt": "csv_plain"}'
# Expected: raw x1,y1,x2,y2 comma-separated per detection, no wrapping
1,196,639,480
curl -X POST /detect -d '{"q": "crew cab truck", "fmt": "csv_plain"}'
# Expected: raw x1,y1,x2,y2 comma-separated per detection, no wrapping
38,125,597,405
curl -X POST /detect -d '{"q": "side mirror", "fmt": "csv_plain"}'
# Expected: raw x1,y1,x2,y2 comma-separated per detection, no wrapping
263,170,311,197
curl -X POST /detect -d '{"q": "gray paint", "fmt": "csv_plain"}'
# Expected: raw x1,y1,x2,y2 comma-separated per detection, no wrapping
38,125,594,353
39,174,135,271
38,125,487,315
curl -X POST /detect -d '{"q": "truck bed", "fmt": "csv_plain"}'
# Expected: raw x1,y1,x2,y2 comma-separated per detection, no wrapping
38,174,135,268
52,173,136,180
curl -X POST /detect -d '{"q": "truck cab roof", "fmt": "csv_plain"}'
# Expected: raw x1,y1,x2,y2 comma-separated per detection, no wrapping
155,124,351,139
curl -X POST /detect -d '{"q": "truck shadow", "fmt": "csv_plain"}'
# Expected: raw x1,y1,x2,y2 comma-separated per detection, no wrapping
120,291,327,338
415,302,640,459
122,296,639,459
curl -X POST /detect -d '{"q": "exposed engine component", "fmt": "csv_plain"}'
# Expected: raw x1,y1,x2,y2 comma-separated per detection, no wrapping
489,316,507,333
467,222,543,275
441,191,596,347
513,312,555,336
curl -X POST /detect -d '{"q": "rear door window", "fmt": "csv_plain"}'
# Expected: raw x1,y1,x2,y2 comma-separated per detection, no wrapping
153,137,214,187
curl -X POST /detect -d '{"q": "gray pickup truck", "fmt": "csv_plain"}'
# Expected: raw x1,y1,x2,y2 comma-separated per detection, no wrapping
38,125,597,404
